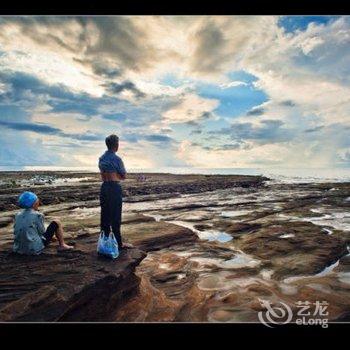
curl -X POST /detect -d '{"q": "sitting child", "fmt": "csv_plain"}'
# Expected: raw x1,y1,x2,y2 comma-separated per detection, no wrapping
13,191,74,255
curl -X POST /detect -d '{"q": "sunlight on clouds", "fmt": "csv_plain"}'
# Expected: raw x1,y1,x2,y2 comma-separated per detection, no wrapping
32,113,98,134
177,140,289,168
0,50,104,96
220,81,248,89
0,16,349,168
176,139,336,169
162,93,219,124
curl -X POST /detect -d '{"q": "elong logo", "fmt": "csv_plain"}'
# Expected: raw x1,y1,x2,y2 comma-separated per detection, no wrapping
258,299,329,328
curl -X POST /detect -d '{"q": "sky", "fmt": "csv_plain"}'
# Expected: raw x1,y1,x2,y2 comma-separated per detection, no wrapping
0,15,349,170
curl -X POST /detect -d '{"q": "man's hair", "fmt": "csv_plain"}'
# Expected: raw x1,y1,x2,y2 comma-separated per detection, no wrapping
105,134,119,150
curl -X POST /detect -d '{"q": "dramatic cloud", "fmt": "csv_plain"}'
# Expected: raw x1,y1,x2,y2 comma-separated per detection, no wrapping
103,81,146,99
211,119,295,145
246,107,266,116
162,93,219,125
0,15,349,169
0,120,103,141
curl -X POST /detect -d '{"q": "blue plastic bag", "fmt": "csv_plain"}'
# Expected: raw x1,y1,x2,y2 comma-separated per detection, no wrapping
97,232,119,259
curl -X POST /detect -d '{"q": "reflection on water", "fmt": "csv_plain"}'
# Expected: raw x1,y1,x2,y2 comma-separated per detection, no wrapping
220,210,253,218
197,272,265,292
279,233,295,238
221,252,260,268
338,272,350,284
169,220,233,243
279,208,350,232
71,206,100,218
185,251,260,270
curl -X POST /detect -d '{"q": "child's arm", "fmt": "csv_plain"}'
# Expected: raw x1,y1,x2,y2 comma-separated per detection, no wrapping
35,213,46,236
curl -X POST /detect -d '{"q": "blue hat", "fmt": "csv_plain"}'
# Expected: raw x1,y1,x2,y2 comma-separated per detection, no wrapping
18,191,38,209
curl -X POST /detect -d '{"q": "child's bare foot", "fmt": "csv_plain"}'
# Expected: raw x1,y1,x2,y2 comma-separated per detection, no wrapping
58,243,74,251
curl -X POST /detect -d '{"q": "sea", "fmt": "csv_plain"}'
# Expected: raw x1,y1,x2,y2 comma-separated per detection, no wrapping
0,166,350,184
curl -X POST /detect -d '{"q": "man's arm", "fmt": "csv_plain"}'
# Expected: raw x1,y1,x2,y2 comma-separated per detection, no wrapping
116,157,127,180
115,173,126,180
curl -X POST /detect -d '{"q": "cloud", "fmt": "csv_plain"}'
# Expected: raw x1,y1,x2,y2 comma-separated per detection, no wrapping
0,16,349,169
189,20,229,75
0,132,64,166
91,61,122,79
124,132,175,144
0,120,61,134
0,120,103,141
304,125,324,133
143,134,173,143
246,106,266,116
201,142,250,151
220,81,248,89
279,100,296,107
210,119,294,145
0,16,161,97
176,139,291,168
103,80,146,99
162,93,219,125
190,129,202,135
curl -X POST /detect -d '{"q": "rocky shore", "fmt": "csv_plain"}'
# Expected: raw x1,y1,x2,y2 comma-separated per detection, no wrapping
0,172,263,321
0,171,349,322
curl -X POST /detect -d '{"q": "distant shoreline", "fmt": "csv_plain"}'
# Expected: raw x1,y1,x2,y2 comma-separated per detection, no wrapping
0,167,349,183
0,172,267,212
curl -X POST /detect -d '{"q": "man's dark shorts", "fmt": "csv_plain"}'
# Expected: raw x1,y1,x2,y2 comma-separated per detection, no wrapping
42,221,59,246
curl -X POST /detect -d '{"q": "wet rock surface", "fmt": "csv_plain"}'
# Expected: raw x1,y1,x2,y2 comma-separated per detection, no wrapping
0,171,266,211
116,180,350,322
1,172,350,322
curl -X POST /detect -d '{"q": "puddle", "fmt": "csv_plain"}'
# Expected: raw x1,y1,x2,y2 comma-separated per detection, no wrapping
70,206,100,218
199,231,233,243
307,212,350,232
315,260,340,277
277,210,350,232
197,272,263,292
306,283,332,294
282,258,341,286
279,283,299,295
338,272,350,284
144,213,167,222
220,210,252,218
159,263,171,270
221,252,260,269
189,251,260,270
260,269,274,280
322,228,333,235
173,251,193,258
279,233,295,238
169,220,233,243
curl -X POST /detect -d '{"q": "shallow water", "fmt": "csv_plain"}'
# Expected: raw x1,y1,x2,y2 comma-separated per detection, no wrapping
133,183,350,320
279,209,350,232
57,181,350,321
170,220,233,243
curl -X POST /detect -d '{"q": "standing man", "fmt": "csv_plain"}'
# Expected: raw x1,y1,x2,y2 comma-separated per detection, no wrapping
98,134,131,249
